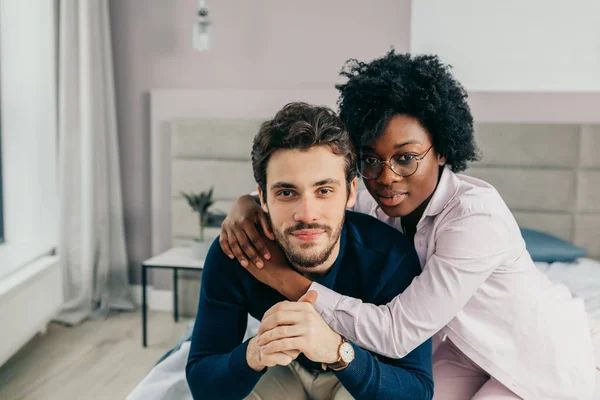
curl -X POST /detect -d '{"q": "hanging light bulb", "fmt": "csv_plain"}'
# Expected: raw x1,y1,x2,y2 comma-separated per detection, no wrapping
193,0,212,51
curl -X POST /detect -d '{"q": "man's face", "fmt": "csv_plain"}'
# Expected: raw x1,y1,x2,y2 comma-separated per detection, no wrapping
258,146,356,275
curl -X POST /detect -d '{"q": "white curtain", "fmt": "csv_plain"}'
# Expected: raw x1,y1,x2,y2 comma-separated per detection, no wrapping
55,0,134,325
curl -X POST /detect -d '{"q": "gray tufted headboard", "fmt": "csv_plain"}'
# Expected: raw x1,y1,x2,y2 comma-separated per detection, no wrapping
169,119,600,259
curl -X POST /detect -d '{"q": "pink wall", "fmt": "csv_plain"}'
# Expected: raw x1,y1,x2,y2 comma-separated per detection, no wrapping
469,92,600,124
111,0,600,289
109,0,412,286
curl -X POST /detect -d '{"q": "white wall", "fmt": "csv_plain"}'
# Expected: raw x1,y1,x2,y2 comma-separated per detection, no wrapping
0,0,58,280
411,0,600,91
109,0,412,288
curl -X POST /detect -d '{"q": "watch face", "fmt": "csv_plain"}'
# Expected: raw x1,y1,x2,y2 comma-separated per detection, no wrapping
340,342,355,363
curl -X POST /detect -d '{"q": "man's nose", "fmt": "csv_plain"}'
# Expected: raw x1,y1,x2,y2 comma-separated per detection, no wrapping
294,196,319,223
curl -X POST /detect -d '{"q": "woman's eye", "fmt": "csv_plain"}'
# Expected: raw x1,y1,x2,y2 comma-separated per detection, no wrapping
394,154,417,164
363,157,378,165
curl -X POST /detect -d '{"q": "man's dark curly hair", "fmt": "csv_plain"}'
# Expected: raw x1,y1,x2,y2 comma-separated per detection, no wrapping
336,50,480,172
252,102,358,200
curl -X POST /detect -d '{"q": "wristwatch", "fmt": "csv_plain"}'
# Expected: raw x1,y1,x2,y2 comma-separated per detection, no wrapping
323,336,355,371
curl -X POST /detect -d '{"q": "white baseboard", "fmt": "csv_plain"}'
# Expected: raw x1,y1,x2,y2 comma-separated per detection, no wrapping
130,284,174,312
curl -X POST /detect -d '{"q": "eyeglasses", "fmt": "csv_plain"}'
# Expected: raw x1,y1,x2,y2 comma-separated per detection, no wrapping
359,145,434,180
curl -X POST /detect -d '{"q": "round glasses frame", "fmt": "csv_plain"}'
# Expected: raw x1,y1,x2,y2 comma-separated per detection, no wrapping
359,145,434,180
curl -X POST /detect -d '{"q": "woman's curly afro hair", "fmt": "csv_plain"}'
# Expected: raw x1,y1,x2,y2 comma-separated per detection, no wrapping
336,50,480,172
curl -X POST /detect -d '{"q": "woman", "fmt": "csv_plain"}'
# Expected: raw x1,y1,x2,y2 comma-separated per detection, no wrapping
219,52,598,399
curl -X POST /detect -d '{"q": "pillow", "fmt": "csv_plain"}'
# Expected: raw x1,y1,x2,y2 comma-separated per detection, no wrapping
520,228,587,263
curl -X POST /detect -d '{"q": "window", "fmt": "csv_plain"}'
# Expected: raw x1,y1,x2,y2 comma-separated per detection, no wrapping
0,122,4,244
0,8,3,244
0,0,57,279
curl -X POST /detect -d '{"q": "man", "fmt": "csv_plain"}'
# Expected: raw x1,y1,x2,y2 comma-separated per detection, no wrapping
186,102,433,400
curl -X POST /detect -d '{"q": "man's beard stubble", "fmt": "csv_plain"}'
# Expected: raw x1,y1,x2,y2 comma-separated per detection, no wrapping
270,218,344,269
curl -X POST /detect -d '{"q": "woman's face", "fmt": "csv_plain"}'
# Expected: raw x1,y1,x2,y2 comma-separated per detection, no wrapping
361,114,446,218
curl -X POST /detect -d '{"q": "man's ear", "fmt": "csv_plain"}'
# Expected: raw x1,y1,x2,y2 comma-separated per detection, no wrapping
346,177,358,209
257,186,268,213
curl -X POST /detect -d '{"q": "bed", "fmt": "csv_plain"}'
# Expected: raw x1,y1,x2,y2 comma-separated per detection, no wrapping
126,316,260,400
536,258,600,321
131,91,600,398
125,255,600,400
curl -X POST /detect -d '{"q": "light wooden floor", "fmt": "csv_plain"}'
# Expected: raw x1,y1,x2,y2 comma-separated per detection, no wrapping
0,311,192,400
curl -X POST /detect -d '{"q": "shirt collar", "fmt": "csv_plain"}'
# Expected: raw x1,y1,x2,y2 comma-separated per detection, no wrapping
372,165,461,232
421,165,461,218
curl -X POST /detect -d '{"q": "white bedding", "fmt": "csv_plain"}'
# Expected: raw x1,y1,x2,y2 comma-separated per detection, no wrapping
126,317,260,400
535,258,600,320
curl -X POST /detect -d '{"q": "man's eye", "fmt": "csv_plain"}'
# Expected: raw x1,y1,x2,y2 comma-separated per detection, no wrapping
319,188,332,195
277,190,294,197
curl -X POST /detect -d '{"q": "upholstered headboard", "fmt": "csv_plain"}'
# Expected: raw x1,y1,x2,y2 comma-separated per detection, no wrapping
466,123,600,258
148,89,600,261
168,119,600,259
170,119,261,244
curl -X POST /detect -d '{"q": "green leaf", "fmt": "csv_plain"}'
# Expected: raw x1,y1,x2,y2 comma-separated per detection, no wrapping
180,187,216,214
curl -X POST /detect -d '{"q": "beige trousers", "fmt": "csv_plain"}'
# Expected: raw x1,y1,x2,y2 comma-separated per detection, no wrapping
245,361,354,400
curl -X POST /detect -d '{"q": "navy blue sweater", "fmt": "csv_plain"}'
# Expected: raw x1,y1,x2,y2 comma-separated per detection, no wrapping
186,211,433,400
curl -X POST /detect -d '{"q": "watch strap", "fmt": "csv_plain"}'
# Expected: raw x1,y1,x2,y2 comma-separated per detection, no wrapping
323,336,352,371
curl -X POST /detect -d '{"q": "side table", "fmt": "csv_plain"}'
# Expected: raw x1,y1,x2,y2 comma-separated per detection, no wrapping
141,247,204,347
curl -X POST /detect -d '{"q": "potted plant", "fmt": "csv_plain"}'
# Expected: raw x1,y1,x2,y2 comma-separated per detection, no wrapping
181,187,215,258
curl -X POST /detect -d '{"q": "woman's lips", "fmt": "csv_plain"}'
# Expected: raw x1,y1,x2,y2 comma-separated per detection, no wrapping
377,192,408,207
291,230,324,242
